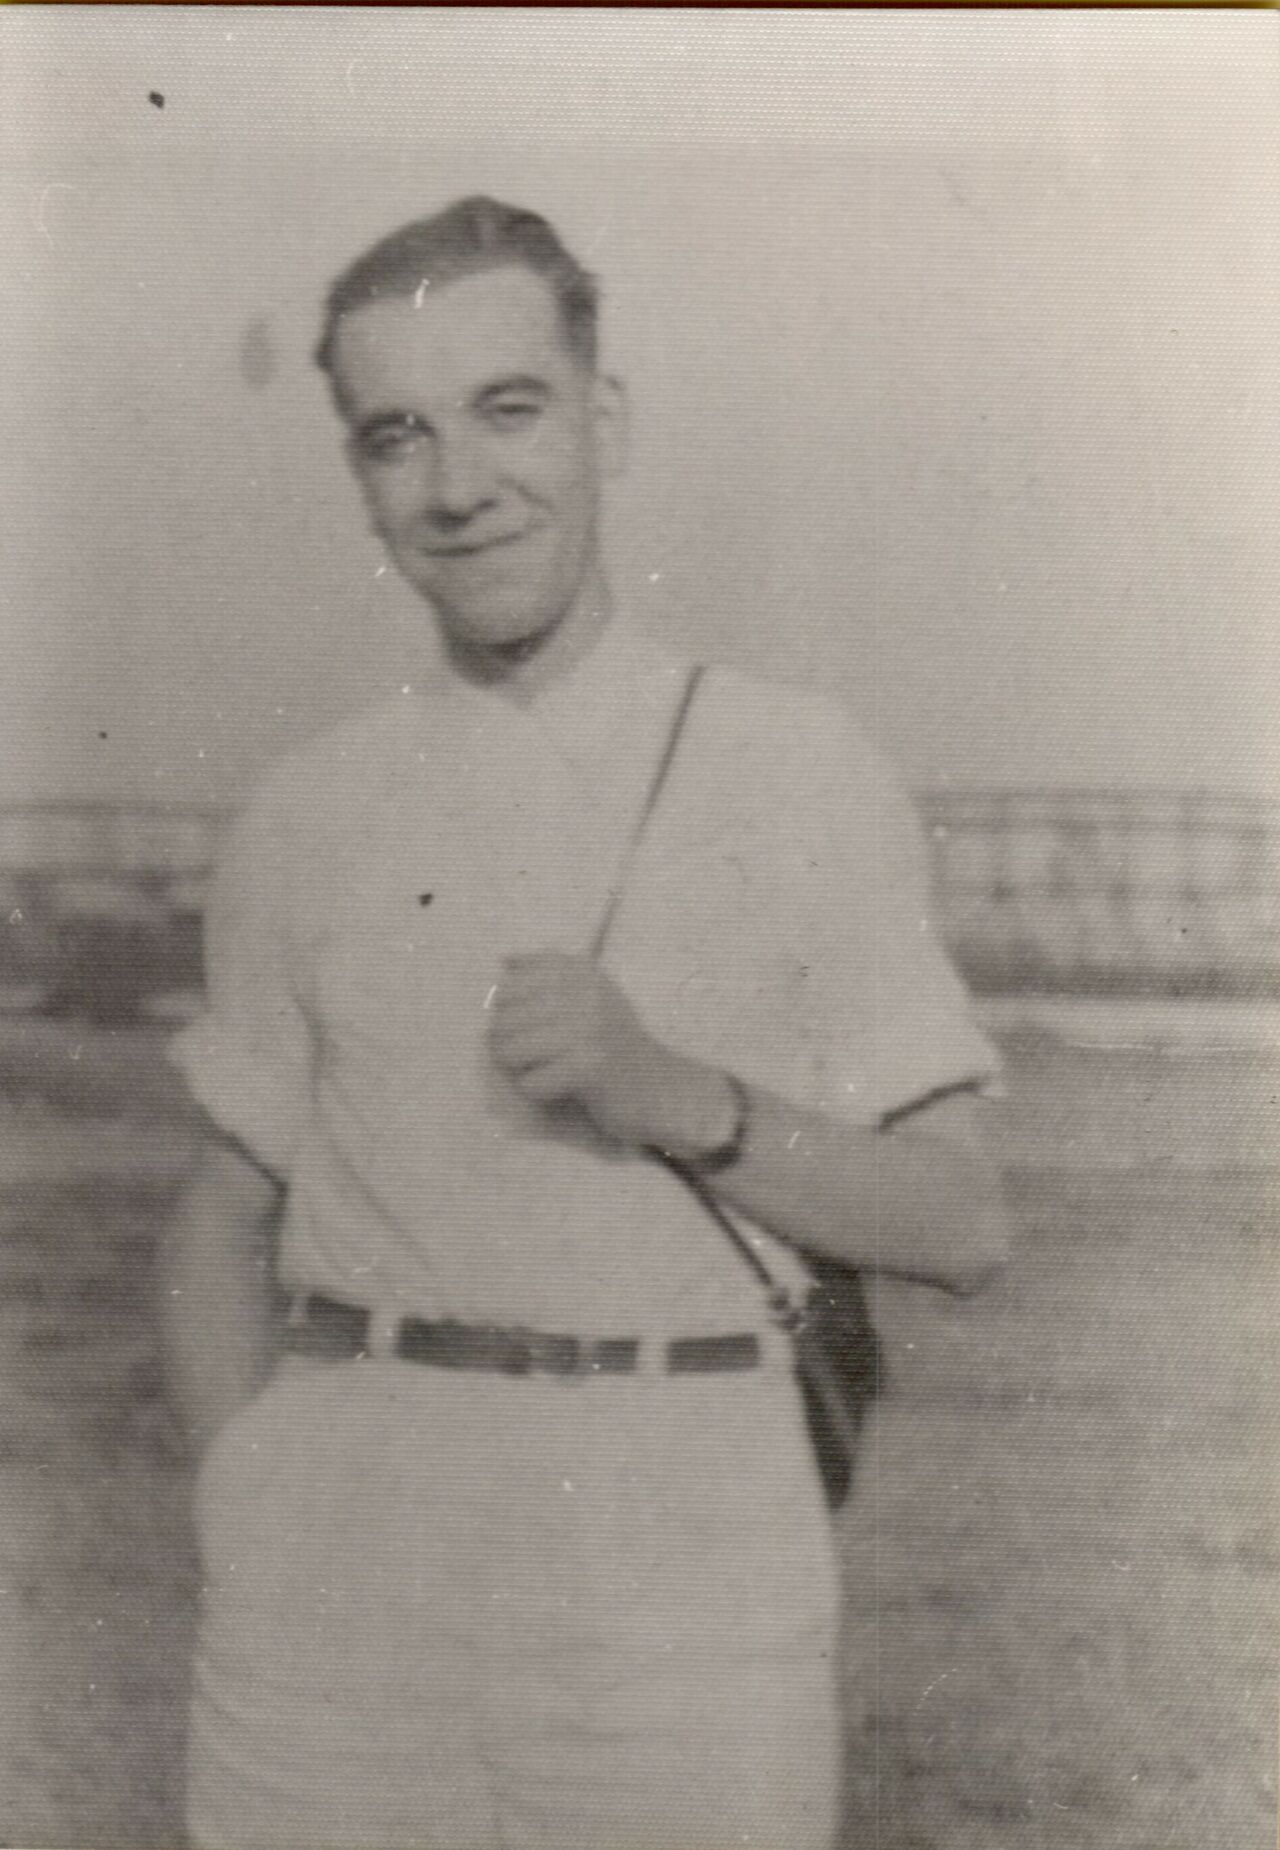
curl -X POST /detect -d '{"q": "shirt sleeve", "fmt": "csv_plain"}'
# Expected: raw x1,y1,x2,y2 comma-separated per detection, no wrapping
168,782,314,1178
785,705,1001,1128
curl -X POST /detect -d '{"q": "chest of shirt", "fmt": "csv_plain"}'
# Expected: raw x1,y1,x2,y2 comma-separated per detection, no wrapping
287,706,810,1074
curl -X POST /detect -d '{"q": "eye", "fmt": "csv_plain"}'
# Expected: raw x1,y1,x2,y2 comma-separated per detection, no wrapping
484,397,544,431
358,418,428,464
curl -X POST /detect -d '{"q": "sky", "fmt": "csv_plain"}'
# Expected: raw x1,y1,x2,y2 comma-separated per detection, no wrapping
1,9,1276,806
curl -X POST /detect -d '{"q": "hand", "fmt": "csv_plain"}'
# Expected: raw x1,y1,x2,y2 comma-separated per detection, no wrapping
488,952,732,1153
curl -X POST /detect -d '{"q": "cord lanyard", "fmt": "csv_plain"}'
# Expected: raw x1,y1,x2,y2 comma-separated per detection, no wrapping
589,664,705,964
588,660,804,1322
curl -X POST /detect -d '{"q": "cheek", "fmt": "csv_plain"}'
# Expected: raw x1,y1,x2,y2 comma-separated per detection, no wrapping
354,464,419,531
515,425,597,506
529,457,598,534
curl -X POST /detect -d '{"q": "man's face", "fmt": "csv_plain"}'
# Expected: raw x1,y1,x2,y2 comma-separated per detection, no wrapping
331,265,623,655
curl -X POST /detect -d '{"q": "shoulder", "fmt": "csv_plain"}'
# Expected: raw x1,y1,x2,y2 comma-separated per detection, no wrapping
220,693,435,886
239,693,430,836
696,659,913,819
692,660,933,896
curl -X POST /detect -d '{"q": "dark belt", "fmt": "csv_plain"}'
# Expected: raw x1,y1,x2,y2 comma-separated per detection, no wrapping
284,1293,761,1376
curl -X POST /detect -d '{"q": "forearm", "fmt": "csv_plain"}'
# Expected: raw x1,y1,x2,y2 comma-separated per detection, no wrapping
487,954,1009,1293
650,1055,1010,1294
158,1136,284,1457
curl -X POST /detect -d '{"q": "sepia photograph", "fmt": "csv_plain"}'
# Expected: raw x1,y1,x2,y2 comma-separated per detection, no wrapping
0,9,1276,1848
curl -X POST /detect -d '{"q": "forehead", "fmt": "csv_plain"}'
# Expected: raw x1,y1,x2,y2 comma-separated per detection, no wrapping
330,265,578,412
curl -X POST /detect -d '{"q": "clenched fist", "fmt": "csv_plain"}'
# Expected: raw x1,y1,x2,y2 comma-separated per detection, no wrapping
488,952,734,1157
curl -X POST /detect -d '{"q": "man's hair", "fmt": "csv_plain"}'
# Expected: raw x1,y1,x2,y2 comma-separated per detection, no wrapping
315,196,600,380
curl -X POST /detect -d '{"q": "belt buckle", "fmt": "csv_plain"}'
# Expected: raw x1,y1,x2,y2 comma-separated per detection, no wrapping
581,1337,640,1376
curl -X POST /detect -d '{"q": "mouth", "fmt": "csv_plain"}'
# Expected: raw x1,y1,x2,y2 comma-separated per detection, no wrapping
419,529,534,560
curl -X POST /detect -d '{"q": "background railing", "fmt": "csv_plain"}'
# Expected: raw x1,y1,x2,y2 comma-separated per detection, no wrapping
929,788,1278,999
1,792,1276,1023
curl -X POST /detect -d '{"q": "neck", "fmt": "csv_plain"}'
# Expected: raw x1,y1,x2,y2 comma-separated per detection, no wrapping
443,566,614,701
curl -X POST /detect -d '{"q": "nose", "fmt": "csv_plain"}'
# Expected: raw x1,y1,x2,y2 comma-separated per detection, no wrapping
427,432,498,524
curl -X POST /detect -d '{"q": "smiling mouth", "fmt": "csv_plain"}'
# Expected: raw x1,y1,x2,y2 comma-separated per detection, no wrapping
420,530,532,559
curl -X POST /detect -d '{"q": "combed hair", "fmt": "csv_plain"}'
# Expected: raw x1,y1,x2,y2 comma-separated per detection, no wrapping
315,196,600,377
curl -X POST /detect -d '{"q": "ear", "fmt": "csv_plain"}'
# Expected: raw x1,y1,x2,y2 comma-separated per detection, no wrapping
591,373,629,479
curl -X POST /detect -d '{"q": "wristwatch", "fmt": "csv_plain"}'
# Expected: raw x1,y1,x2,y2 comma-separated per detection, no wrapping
685,1072,752,1174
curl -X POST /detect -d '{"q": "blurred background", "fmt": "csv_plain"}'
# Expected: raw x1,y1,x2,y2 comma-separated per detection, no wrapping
0,12,1276,1849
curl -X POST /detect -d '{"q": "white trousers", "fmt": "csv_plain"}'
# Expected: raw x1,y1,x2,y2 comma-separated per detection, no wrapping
187,1339,842,1850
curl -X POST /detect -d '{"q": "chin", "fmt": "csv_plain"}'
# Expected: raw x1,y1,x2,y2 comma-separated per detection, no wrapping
440,605,560,658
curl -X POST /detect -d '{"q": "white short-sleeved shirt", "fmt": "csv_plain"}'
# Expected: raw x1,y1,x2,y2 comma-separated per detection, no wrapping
172,616,998,1336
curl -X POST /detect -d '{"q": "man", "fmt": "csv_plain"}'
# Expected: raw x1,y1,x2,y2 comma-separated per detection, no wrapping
163,196,1009,1850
